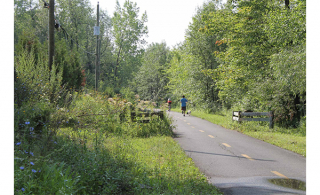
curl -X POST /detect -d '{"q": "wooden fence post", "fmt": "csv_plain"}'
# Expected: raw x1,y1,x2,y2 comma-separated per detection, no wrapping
131,112,136,121
233,110,274,129
269,111,274,129
159,111,164,120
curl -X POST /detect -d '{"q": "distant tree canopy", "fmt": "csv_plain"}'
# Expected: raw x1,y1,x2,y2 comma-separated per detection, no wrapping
132,42,171,101
110,0,148,90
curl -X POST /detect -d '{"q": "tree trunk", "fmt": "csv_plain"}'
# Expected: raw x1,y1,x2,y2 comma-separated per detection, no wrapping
114,44,123,82
285,0,290,9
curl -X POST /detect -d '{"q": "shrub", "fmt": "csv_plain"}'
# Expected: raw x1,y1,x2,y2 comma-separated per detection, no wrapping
54,39,84,90
14,49,64,107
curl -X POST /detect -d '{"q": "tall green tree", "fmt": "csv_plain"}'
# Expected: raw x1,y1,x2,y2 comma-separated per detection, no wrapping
98,10,114,88
14,0,48,45
201,0,273,109
184,1,221,105
133,42,171,101
166,46,206,106
166,1,222,110
200,0,306,126
111,0,148,89
263,0,306,126
55,0,94,52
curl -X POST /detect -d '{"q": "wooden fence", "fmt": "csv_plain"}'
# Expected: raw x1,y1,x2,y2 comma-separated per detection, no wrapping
232,111,274,129
131,110,164,123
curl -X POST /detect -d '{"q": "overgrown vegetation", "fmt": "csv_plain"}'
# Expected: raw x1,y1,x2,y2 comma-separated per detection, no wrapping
14,59,221,193
14,31,221,194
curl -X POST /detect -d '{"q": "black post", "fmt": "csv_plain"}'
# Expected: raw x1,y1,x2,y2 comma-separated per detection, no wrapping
269,111,274,129
95,2,100,91
48,0,55,71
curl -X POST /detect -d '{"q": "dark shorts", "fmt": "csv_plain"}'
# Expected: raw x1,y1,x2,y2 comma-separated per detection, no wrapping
181,106,186,111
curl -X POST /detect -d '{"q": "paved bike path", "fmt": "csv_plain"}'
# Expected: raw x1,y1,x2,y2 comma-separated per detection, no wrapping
168,111,306,195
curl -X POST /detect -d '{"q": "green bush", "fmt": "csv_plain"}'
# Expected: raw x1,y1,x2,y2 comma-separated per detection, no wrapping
14,49,64,107
63,92,173,138
14,47,67,136
54,39,84,90
120,87,136,103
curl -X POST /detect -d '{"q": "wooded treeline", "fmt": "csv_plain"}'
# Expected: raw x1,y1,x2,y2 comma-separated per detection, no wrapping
14,0,305,127
155,0,306,128
15,0,147,92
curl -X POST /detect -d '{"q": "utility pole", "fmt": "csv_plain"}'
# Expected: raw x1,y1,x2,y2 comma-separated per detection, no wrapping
95,2,100,91
48,0,55,71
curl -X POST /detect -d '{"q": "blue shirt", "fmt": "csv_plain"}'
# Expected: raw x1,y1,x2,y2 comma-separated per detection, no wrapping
180,98,188,107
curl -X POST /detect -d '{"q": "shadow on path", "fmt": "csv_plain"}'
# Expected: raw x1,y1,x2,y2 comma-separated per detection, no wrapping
185,150,276,162
218,186,301,195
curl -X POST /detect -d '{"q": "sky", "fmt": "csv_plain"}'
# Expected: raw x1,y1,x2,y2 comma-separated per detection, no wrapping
89,0,226,48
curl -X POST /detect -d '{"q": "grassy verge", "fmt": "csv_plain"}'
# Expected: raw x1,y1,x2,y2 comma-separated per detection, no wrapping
14,128,222,194
61,128,223,194
172,108,306,157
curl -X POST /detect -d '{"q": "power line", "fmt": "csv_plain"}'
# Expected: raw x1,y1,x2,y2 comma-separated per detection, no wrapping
42,0,96,55
59,26,96,55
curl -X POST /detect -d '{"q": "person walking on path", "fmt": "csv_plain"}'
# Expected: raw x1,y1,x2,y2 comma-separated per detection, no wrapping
180,95,188,116
167,98,172,111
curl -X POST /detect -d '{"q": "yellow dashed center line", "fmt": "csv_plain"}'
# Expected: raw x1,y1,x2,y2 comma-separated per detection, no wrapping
184,120,187,122
222,143,231,147
187,123,191,125
199,130,205,132
191,126,195,128
271,171,288,179
241,154,254,161
208,135,215,138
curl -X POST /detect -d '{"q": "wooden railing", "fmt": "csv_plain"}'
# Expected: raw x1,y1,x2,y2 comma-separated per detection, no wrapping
131,110,164,123
233,111,274,129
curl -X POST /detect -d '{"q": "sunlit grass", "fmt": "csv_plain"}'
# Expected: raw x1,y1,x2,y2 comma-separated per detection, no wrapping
54,127,222,194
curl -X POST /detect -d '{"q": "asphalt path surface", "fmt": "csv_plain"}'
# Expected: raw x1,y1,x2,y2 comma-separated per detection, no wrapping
168,111,306,195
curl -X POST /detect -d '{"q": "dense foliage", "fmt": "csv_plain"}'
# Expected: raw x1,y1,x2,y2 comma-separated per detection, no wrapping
164,0,305,127
132,42,171,102
110,0,148,90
